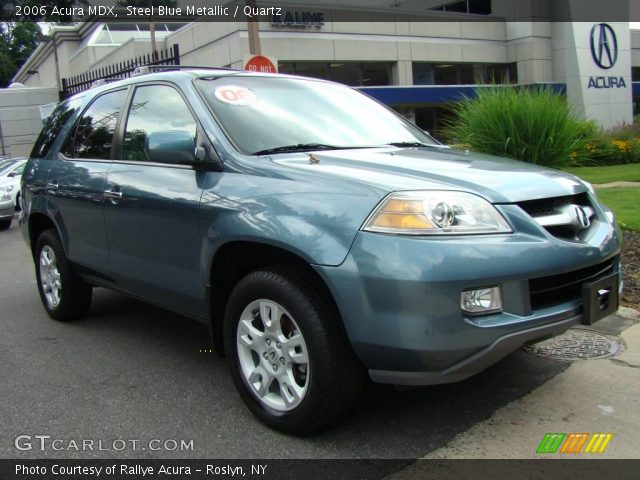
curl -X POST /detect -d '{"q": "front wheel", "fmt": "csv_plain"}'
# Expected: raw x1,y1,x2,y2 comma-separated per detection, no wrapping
0,217,11,230
35,229,92,321
224,268,364,434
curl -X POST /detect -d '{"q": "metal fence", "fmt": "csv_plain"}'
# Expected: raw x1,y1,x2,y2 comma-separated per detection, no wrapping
60,44,180,99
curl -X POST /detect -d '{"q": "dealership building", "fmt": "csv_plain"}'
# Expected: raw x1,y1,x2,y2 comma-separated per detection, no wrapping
4,0,640,155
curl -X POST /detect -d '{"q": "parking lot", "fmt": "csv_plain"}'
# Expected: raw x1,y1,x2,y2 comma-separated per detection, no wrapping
0,215,636,461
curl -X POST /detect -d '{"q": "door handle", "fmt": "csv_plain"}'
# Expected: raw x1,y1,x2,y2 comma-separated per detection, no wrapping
104,187,123,204
103,190,123,199
46,182,59,191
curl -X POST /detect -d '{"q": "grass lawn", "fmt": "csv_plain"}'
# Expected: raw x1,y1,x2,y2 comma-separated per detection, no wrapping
596,188,640,231
563,164,640,184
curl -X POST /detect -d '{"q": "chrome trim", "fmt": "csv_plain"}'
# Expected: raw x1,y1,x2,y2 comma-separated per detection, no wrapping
531,205,594,229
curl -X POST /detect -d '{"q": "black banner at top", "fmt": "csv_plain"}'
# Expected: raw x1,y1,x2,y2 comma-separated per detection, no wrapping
1,0,640,23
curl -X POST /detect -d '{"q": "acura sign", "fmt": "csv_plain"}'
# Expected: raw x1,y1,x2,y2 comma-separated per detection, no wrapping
590,23,618,69
587,23,626,89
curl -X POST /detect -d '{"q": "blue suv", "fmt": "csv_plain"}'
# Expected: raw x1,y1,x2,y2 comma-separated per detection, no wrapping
21,68,621,433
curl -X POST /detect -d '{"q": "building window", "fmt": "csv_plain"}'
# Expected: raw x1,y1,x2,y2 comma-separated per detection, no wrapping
89,22,183,46
413,106,454,142
413,62,517,85
430,0,492,15
295,63,329,81
277,62,392,86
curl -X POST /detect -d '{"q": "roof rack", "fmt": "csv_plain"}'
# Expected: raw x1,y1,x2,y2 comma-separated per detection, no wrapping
132,65,243,76
90,78,122,88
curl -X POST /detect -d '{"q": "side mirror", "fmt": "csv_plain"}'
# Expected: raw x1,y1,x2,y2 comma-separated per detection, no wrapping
8,171,19,178
146,131,197,165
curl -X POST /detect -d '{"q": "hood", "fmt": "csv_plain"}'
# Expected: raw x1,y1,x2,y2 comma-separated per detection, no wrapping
273,146,588,204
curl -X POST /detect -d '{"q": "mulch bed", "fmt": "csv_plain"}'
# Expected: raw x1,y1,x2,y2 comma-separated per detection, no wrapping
622,230,640,309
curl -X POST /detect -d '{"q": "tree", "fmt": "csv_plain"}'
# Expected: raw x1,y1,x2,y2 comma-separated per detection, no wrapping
0,50,16,87
0,21,41,87
5,21,39,65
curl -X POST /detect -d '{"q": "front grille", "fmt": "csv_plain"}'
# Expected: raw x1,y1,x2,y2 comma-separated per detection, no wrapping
518,194,587,216
518,193,594,241
529,257,616,310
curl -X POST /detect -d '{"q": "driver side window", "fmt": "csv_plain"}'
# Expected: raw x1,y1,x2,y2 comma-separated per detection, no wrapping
122,84,197,162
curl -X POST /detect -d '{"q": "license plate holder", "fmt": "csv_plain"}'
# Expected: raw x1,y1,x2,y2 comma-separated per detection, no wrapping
582,272,619,325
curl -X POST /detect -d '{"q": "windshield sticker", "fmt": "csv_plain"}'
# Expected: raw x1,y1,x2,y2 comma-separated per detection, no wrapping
214,85,257,106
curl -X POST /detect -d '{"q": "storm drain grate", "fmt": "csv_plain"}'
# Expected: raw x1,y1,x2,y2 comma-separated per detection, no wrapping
525,327,623,361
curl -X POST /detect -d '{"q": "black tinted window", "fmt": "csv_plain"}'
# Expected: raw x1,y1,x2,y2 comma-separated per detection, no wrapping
123,85,197,162
63,89,127,159
30,98,82,159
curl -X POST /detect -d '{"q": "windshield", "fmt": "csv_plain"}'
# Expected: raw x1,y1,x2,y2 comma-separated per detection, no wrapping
195,76,437,155
0,160,18,176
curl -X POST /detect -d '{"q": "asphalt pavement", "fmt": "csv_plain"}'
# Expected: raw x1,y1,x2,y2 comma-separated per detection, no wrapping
0,216,581,460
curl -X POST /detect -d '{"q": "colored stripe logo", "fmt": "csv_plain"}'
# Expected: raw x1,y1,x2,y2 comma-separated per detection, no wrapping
537,433,613,454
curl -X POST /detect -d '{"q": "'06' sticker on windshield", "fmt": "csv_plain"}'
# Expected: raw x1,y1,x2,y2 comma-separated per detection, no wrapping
214,85,258,106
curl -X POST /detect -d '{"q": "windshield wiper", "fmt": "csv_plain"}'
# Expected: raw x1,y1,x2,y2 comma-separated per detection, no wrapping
385,141,434,148
253,143,343,156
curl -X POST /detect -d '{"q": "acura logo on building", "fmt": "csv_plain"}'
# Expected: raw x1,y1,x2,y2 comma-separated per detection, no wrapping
590,23,618,69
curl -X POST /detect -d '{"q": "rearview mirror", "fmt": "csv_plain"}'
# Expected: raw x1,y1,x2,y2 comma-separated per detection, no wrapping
146,131,197,165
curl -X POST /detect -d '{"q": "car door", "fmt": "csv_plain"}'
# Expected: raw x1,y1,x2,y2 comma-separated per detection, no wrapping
103,83,206,316
48,88,128,275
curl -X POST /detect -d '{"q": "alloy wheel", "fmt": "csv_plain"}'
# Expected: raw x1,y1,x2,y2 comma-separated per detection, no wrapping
236,299,310,411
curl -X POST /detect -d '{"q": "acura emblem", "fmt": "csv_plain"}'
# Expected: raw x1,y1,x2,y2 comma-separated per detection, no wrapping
590,23,618,69
573,206,591,229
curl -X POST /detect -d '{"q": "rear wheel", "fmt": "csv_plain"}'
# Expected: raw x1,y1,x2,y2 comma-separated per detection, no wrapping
224,268,364,434
35,229,92,321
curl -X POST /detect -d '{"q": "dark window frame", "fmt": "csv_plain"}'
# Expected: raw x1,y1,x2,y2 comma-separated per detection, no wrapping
59,87,130,162
279,62,393,87
413,62,518,85
113,80,211,169
30,97,84,160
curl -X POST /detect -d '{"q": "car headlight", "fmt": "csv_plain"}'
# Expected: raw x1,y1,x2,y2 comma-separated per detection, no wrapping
0,185,13,202
363,191,512,235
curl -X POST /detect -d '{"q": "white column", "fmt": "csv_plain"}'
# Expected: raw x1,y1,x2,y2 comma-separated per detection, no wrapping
552,22,633,129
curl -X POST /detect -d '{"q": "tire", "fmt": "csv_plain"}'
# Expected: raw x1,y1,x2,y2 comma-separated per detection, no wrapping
35,229,92,321
0,218,10,230
224,267,365,434
15,192,21,212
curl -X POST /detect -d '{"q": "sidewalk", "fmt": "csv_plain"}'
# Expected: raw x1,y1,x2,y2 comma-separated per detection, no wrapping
593,181,640,189
388,310,640,471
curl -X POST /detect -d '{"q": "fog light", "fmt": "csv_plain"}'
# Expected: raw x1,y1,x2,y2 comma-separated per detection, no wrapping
461,286,502,314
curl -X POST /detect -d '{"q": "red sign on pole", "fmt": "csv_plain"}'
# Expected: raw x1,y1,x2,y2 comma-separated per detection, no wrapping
244,55,278,74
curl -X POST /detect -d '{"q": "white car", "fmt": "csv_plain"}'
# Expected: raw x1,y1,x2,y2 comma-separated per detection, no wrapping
0,158,27,211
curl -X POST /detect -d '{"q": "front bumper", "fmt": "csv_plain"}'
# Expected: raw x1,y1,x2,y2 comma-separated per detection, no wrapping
315,204,622,386
0,201,14,219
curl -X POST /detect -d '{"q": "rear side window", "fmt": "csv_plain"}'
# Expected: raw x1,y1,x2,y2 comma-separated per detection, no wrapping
122,85,197,162
62,89,127,160
30,98,82,159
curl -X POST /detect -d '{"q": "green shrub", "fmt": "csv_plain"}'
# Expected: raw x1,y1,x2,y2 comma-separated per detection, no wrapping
572,125,640,166
444,86,593,167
